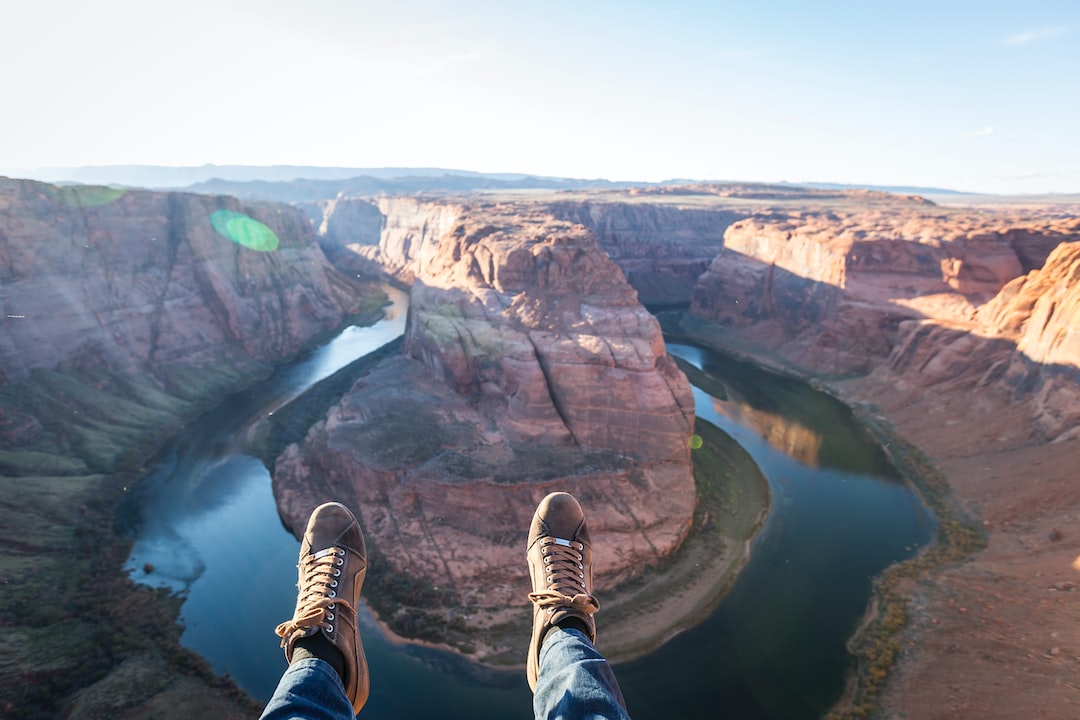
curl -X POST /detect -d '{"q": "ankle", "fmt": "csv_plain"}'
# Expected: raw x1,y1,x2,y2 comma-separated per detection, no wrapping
293,632,346,681
556,617,591,638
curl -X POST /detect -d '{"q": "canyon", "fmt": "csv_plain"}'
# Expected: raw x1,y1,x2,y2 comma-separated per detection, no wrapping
272,200,701,661
2,172,1079,718
308,187,1080,716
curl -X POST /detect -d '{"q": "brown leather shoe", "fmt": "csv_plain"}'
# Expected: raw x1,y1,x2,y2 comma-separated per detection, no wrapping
526,491,600,691
275,502,370,713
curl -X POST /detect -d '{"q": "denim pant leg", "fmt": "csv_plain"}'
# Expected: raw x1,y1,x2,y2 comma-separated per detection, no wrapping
260,658,356,720
533,627,631,720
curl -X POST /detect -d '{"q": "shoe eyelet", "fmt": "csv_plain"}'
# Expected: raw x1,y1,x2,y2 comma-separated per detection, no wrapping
333,569,341,577
329,603,335,610
336,557,344,566
329,590,337,598
327,612,335,621
327,624,334,633
331,580,338,588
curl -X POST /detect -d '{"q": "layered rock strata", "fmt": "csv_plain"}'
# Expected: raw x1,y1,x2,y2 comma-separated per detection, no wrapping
0,177,370,466
544,201,742,305
274,202,697,633
691,209,1080,379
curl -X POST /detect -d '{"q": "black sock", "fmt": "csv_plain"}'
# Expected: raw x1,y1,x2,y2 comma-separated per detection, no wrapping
293,632,346,681
556,617,591,638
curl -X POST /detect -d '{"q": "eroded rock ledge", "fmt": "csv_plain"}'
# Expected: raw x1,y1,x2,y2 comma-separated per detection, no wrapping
273,202,698,656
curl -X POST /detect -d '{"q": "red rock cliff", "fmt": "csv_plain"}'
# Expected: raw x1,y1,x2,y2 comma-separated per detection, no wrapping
690,209,1080,378
272,201,697,641
0,177,371,466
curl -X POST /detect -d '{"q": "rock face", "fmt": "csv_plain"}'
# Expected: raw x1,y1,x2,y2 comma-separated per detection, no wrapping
0,177,371,468
404,204,695,460
545,201,742,305
273,201,697,644
311,196,463,283
691,209,1080,379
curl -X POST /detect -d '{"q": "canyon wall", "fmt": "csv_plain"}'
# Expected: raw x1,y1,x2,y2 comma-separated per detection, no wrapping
544,200,742,305
0,177,373,470
313,195,742,305
690,209,1080,384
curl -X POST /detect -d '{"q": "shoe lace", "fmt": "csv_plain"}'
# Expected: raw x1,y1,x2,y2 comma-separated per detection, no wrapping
528,537,599,615
275,546,353,648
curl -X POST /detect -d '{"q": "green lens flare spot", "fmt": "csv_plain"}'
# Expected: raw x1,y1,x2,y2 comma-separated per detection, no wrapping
60,186,127,208
210,210,280,252
690,434,703,450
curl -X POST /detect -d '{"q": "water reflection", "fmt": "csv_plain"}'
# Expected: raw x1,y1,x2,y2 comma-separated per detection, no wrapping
669,343,899,478
617,343,932,719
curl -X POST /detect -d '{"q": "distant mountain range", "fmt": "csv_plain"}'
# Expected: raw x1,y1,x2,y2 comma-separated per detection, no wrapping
0,163,1006,201
0,164,635,191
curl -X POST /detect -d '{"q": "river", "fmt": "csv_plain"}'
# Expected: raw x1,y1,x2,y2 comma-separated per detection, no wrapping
123,290,933,719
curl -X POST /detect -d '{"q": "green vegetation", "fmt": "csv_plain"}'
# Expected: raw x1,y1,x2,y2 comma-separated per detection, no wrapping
0,474,261,718
827,410,986,720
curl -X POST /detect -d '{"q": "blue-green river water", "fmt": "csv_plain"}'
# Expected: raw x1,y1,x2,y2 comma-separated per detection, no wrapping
124,292,933,719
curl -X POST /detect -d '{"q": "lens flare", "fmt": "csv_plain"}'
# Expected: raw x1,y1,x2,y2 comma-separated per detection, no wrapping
210,210,280,252
60,185,126,208
690,434,703,450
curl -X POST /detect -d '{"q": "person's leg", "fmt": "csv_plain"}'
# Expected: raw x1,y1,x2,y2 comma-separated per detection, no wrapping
526,492,631,720
260,501,370,720
261,658,355,720
533,627,630,720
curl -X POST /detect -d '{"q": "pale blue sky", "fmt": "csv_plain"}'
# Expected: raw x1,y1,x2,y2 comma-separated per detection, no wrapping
2,0,1077,193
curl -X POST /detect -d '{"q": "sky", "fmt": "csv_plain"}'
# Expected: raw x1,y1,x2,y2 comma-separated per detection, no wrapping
1,0,1078,194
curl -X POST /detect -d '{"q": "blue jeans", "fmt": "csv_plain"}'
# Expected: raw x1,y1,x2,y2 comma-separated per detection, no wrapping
533,628,630,720
261,659,355,720
259,628,629,720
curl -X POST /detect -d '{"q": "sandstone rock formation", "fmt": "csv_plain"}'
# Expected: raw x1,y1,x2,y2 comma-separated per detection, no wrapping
690,209,1080,379
273,202,697,652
